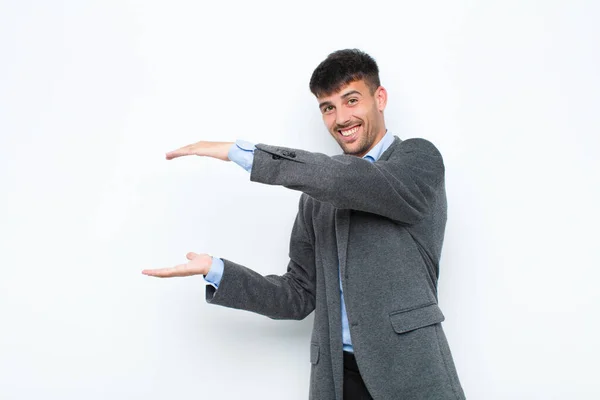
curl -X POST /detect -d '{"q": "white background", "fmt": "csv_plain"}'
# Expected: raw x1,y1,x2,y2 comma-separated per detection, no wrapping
1,1,599,399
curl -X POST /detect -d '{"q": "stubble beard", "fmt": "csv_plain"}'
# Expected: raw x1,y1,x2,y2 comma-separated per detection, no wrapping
337,128,373,157
341,137,370,156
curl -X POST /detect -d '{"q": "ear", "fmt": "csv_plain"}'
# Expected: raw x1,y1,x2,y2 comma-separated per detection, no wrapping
375,86,388,112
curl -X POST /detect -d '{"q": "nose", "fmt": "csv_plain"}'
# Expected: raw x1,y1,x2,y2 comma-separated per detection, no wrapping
335,107,352,128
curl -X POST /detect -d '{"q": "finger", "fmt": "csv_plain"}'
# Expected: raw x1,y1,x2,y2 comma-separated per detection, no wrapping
166,144,195,160
141,268,174,277
186,252,199,260
165,150,187,160
141,265,186,278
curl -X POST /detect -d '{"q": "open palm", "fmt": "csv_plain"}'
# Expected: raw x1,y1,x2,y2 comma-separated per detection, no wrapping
142,252,212,278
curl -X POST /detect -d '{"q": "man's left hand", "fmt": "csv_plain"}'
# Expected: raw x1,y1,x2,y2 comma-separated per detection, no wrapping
142,252,213,278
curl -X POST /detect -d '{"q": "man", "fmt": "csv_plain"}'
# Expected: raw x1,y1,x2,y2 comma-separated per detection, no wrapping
142,49,465,400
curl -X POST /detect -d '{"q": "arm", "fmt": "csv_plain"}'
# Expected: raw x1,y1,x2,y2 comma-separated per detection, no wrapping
142,195,317,321
164,137,444,224
250,138,444,224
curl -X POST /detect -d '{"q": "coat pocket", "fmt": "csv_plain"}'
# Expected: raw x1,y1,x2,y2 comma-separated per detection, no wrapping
389,302,445,334
310,343,320,364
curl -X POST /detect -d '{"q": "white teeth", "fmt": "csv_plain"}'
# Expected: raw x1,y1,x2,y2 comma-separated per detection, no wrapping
341,126,359,136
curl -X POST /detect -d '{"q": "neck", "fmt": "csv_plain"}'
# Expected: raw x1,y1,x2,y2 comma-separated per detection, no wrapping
359,128,387,156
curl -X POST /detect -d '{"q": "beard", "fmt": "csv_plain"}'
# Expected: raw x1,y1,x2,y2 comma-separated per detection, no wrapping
332,123,375,157
339,136,372,156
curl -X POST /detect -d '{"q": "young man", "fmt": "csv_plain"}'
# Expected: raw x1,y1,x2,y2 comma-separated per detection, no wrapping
143,49,465,400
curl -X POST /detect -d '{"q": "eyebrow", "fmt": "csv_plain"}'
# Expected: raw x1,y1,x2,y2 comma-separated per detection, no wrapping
318,90,363,109
318,100,333,109
341,90,362,99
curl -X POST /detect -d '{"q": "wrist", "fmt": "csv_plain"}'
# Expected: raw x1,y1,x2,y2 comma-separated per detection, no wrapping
213,142,234,161
203,255,214,276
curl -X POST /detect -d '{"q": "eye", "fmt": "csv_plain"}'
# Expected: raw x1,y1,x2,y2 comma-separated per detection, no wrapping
322,105,334,114
347,98,358,105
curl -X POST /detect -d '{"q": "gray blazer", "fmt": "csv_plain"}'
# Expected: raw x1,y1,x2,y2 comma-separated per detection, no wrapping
206,136,466,399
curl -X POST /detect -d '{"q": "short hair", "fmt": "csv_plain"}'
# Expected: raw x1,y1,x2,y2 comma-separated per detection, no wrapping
309,49,381,98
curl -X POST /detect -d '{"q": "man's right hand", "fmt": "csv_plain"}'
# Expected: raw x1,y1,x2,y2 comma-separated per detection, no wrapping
165,141,234,161
142,252,212,278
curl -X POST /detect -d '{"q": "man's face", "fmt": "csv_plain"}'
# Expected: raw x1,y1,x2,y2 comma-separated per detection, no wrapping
317,79,387,157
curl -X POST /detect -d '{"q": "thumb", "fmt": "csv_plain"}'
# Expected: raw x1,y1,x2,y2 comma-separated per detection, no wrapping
186,252,199,261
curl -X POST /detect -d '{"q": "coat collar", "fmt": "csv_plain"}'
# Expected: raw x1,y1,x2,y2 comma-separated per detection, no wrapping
378,135,402,162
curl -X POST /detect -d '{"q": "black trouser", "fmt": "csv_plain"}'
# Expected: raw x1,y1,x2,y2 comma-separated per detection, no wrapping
343,351,374,400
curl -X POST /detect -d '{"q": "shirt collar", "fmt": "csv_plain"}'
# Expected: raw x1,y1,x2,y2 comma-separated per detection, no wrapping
363,130,395,162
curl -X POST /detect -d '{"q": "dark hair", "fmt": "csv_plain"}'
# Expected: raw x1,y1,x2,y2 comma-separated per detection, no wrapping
309,49,380,97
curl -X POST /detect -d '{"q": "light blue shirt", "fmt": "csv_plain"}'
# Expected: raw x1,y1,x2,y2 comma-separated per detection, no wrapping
205,130,396,353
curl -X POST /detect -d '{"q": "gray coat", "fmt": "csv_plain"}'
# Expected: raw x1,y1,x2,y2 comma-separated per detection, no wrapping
206,136,466,399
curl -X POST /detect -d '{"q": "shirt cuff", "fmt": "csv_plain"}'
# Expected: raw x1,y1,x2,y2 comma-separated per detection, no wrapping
204,257,224,288
228,140,256,173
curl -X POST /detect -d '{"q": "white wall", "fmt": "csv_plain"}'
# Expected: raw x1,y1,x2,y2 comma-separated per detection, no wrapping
1,1,599,399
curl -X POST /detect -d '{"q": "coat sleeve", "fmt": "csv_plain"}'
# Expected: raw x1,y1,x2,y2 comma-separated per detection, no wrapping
205,195,316,320
249,138,444,224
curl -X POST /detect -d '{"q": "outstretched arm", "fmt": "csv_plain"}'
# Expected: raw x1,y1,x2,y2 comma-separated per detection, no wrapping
165,137,445,224
142,196,317,321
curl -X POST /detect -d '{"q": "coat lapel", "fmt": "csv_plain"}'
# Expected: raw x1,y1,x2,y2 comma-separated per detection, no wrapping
331,208,351,399
335,208,351,279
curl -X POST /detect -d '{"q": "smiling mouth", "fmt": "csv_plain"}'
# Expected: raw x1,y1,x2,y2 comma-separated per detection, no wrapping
339,125,361,137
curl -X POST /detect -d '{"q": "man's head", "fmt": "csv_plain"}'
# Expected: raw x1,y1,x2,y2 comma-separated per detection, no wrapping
310,49,388,157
